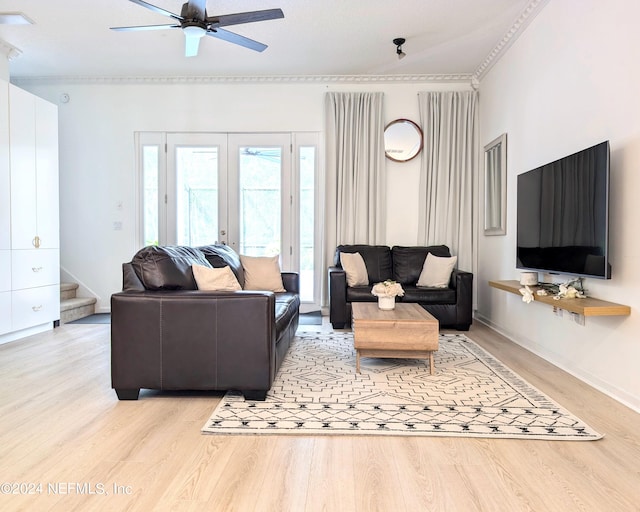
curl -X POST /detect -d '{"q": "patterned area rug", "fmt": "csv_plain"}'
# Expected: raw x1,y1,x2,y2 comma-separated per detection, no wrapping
202,332,602,440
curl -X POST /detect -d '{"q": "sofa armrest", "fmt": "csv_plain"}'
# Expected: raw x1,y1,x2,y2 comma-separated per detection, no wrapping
450,269,472,288
281,272,299,294
111,290,277,395
328,266,349,328
451,269,473,329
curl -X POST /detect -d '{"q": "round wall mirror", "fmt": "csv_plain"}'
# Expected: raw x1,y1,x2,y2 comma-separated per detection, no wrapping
384,119,423,162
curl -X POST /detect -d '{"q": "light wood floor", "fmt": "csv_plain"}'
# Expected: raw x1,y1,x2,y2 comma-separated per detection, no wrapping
0,320,638,512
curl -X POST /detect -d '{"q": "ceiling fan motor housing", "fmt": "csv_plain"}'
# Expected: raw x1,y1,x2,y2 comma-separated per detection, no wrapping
181,1,207,21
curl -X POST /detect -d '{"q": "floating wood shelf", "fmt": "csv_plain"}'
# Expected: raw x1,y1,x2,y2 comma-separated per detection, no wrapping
489,280,631,317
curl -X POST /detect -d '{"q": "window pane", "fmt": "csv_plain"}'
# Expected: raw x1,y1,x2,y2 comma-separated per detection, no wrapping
175,147,218,246
239,147,281,256
299,146,315,301
142,145,159,246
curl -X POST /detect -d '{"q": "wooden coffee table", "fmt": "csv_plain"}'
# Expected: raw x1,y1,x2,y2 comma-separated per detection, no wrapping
352,303,439,374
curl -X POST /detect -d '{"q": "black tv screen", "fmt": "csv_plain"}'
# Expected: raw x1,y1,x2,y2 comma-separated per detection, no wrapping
516,141,611,279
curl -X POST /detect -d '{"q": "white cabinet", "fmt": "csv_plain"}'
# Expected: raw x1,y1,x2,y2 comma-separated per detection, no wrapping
0,81,60,344
35,98,59,249
0,250,10,335
0,82,10,336
9,84,59,250
0,250,10,290
11,285,59,332
0,291,10,335
11,249,59,290
0,81,9,251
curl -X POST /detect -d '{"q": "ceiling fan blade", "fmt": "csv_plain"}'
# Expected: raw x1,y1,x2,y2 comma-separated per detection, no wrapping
206,28,268,52
111,23,179,31
184,33,202,57
184,0,207,20
128,0,182,21
207,9,284,28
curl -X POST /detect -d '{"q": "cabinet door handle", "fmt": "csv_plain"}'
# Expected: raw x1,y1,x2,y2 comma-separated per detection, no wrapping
32,236,41,248
32,266,43,272
32,305,42,312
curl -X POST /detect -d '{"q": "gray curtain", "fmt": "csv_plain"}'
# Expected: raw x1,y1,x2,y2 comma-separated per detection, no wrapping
322,92,385,305
418,91,478,272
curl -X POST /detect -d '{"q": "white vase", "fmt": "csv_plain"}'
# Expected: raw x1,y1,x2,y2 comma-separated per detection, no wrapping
378,296,395,310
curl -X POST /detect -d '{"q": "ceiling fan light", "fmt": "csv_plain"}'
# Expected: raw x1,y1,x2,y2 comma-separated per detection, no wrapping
183,24,206,38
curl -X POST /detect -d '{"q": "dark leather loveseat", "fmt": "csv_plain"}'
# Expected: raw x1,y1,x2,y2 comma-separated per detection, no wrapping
328,244,473,330
111,244,299,401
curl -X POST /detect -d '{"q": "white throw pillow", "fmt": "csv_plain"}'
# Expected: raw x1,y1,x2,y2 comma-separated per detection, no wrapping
240,254,286,292
340,252,369,287
192,264,242,291
417,253,458,288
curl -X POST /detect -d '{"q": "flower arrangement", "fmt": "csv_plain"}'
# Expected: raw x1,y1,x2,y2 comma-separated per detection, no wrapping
519,278,587,303
519,285,535,303
371,280,405,298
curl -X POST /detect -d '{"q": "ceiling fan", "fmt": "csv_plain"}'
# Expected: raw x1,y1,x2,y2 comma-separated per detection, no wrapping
111,0,284,57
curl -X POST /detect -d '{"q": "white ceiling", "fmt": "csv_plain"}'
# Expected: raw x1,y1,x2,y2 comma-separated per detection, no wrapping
0,0,544,80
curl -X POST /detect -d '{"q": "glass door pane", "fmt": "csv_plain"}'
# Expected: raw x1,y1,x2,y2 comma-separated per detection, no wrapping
175,146,219,246
167,134,228,246
238,146,282,256
142,144,160,246
299,146,315,302
228,134,291,263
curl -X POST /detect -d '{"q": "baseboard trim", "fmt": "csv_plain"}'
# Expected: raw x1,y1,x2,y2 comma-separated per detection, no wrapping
474,313,640,414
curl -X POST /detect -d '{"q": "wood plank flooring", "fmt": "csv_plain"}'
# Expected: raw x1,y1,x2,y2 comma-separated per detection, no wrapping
0,320,638,511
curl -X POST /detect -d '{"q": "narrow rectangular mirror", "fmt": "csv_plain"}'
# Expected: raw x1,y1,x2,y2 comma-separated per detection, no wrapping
484,133,507,235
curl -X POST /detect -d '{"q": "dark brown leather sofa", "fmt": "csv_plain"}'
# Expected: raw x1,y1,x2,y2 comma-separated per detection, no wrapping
328,244,473,331
111,244,300,401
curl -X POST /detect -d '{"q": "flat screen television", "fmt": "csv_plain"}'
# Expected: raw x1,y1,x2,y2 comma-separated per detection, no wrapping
516,140,611,279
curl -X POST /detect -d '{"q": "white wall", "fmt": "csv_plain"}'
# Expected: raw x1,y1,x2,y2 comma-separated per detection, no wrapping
477,0,640,411
16,78,470,314
0,57,8,81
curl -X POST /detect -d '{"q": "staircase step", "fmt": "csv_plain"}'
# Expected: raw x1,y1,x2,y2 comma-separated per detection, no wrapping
60,282,79,301
60,297,97,324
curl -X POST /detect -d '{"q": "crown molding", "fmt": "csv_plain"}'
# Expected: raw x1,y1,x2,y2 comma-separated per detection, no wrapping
473,0,551,83
11,73,474,86
0,38,22,60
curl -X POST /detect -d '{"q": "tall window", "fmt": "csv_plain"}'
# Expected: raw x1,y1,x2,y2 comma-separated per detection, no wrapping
142,145,159,246
299,146,316,302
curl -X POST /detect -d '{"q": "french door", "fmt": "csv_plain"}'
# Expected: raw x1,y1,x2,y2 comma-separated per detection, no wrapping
136,132,319,308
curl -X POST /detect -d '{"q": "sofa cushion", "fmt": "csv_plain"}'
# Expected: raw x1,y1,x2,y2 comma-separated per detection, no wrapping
417,254,458,288
192,264,242,291
131,245,211,290
198,244,245,288
401,285,457,305
241,254,286,292
340,252,369,286
391,245,451,284
335,245,392,284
